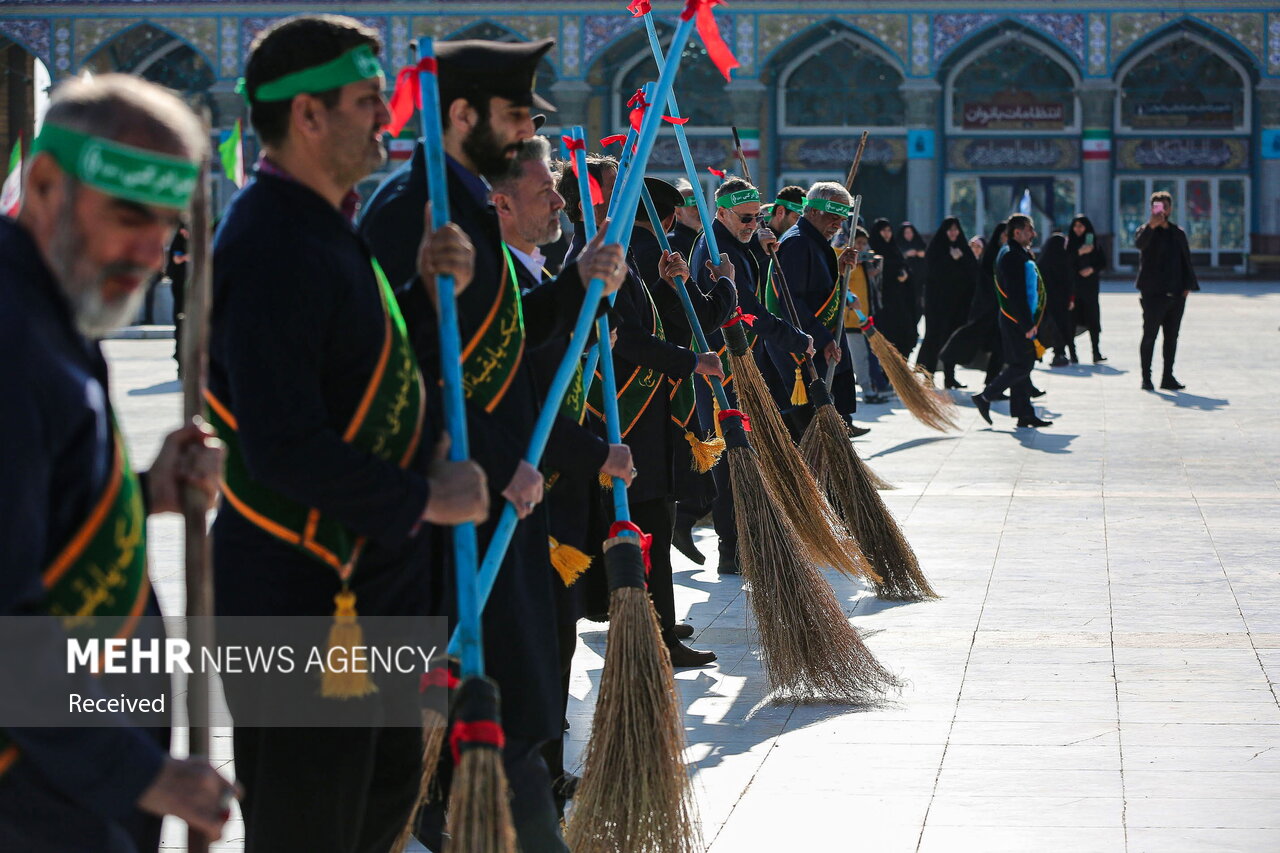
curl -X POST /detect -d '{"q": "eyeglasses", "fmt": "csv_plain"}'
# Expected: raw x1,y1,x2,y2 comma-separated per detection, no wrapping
735,213,759,224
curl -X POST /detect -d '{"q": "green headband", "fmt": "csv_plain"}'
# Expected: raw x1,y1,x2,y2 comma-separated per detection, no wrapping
252,45,384,103
715,188,761,209
32,122,198,209
805,196,851,217
773,197,805,214
682,194,699,207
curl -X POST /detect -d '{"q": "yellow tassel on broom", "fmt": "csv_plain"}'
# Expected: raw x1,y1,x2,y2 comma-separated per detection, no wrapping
685,429,726,473
321,589,378,699
567,525,700,853
549,536,592,586
789,365,808,406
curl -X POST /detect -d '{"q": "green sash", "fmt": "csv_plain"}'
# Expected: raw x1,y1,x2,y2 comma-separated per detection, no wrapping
0,421,151,777
205,260,426,579
586,282,666,438
463,246,526,413
995,260,1047,330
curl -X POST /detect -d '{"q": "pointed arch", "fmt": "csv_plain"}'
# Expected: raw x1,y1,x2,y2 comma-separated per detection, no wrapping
943,25,1081,134
1114,25,1253,134
81,21,215,95
606,22,733,130
936,17,1084,75
769,24,907,131
760,18,907,82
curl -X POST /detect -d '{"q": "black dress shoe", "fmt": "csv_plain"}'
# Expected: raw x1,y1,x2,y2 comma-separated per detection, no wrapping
672,525,705,565
1141,377,1155,391
563,717,570,731
1030,386,1046,398
553,773,580,802
1050,356,1070,368
989,391,1009,401
717,557,740,575
672,622,694,640
1093,352,1107,363
944,378,968,389
1160,376,1185,390
666,639,717,667
971,393,992,425
1016,416,1053,428
848,424,871,437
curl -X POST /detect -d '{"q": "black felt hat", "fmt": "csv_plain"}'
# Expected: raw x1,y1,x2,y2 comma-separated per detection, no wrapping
640,177,685,223
436,38,557,112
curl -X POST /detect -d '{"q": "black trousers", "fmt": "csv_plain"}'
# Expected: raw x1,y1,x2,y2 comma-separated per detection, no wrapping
234,725,420,853
1140,293,1187,378
981,321,1037,421
631,498,677,634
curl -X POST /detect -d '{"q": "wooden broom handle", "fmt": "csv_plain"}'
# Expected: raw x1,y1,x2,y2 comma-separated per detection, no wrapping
844,131,869,193
731,126,753,184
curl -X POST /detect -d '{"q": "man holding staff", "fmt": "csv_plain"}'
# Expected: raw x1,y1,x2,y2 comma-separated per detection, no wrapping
0,73,236,850
209,15,489,851
768,181,862,435
360,36,628,851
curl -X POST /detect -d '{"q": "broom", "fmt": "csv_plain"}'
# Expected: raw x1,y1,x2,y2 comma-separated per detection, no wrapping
415,38,515,852
566,63,701,853
636,192,898,703
852,306,960,433
766,260,935,602
761,185,937,602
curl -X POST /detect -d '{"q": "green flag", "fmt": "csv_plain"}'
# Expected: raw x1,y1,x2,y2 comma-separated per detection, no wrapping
218,120,245,188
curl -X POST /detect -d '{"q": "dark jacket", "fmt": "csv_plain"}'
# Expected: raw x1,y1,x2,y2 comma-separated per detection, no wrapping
995,241,1039,334
1066,215,1107,290
1134,221,1199,297
359,144,588,741
211,172,434,620
768,215,852,379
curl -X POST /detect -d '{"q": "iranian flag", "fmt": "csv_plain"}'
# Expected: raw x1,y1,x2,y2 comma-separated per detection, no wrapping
1,134,22,217
219,120,246,188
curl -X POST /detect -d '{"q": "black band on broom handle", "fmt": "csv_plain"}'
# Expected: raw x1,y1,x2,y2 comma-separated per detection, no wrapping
825,192,863,391
182,150,215,853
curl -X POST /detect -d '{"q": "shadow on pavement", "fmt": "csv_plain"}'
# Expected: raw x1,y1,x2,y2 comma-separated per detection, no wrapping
866,435,957,459
1012,429,1078,453
1156,390,1229,411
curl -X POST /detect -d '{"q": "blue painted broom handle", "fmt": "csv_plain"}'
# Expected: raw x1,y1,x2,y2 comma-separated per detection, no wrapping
418,39,483,678
639,184,731,412
463,127,611,627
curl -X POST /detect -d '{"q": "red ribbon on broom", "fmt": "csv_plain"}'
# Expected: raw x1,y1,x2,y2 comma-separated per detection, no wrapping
562,135,603,205
383,56,438,137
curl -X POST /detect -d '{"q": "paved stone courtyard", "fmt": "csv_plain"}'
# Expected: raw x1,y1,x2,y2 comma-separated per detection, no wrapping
110,281,1280,852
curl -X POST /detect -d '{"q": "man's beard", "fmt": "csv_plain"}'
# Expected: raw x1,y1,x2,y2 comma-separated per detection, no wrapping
534,214,562,247
48,207,152,338
464,116,521,180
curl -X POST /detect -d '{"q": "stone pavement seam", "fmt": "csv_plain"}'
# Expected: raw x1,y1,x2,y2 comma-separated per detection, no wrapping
1101,368,1130,852
914,434,1028,852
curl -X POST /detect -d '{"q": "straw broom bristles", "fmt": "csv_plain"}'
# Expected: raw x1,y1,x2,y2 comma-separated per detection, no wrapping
801,402,938,602
723,333,878,585
566,539,699,853
865,325,960,432
446,677,517,853
447,747,517,853
390,708,448,853
728,448,901,703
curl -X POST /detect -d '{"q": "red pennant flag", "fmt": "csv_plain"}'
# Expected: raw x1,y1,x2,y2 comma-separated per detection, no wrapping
627,0,653,17
383,57,437,137
663,115,690,125
561,135,604,206
681,0,739,82
707,166,726,178
627,89,650,134
600,134,628,148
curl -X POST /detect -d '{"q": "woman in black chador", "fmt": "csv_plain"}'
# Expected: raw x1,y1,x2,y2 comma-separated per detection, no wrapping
896,220,928,324
1066,214,1107,362
869,218,917,359
917,216,978,388
940,222,1006,387
1038,231,1073,366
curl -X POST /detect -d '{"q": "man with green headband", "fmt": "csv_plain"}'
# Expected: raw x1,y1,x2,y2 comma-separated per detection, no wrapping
760,184,805,246
767,180,862,434
667,177,702,260
0,73,237,850
685,178,812,575
209,15,488,851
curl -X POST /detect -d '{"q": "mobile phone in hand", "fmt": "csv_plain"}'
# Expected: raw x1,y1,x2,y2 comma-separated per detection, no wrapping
1151,201,1166,216
1085,233,1094,246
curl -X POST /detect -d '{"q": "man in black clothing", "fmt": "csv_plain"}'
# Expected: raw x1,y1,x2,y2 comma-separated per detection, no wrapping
359,36,627,853
972,214,1053,429
667,177,701,259
1134,190,1199,390
687,178,813,576
490,135,635,815
762,185,805,240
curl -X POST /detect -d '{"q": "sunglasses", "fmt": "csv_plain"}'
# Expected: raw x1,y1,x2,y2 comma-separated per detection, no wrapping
735,213,764,224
